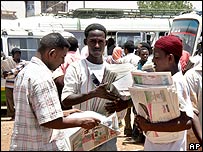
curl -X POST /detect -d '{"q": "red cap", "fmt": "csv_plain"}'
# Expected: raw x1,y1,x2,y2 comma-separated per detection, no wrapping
154,35,183,57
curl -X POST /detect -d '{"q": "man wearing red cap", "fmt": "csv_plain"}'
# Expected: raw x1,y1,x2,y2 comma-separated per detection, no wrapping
105,35,200,151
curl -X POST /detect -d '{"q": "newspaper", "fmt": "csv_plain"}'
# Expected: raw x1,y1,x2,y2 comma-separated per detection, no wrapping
51,111,120,151
103,63,136,99
102,63,136,120
129,70,182,143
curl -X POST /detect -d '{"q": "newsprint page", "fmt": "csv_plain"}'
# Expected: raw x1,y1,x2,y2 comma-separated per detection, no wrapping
50,111,120,151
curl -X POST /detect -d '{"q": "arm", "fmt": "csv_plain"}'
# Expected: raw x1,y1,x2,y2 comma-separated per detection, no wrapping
62,83,119,108
41,116,101,130
191,112,202,143
135,111,192,132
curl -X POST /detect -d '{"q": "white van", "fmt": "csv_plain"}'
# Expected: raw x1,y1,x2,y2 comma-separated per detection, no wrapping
1,28,74,61
169,11,202,56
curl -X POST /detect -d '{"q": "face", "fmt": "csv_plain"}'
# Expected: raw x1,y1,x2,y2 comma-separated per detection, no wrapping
86,30,106,59
139,49,149,61
47,47,68,71
152,47,171,72
13,52,21,63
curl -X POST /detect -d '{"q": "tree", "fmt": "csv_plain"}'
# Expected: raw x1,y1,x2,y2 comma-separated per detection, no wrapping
137,1,193,17
137,1,193,10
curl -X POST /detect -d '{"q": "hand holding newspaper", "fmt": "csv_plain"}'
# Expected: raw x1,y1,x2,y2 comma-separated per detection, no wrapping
50,111,120,151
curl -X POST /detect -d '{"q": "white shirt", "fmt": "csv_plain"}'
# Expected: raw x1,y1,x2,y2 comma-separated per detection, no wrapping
62,59,110,115
117,53,140,67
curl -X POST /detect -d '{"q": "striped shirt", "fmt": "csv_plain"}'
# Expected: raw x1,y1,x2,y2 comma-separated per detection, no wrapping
1,56,28,88
10,57,69,151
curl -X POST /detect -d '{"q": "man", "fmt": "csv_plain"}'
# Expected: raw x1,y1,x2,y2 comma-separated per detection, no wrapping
105,35,199,151
184,62,202,147
10,33,100,151
1,48,28,120
116,40,140,67
61,23,120,151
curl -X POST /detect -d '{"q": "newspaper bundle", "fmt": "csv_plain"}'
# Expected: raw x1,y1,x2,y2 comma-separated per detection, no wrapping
102,63,136,100
102,63,136,120
51,111,120,151
129,71,182,143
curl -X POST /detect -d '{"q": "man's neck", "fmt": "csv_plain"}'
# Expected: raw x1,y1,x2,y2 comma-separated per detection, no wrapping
86,56,103,64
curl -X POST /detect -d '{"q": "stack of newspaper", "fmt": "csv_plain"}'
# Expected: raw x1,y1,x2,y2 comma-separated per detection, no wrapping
102,63,136,100
129,71,182,143
51,111,120,151
102,63,136,121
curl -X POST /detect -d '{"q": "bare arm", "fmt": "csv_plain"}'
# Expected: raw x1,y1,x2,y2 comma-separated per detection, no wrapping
135,111,192,132
62,83,119,108
191,112,202,143
41,116,101,130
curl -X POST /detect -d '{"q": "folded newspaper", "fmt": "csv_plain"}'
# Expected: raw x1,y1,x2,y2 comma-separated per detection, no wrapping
50,111,120,151
129,70,182,143
102,63,136,121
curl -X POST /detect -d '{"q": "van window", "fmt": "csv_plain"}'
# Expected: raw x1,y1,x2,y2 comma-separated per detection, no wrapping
8,38,40,61
170,19,199,55
116,32,141,47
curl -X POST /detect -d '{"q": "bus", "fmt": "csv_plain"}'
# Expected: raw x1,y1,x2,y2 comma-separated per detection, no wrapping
1,28,74,61
169,11,202,56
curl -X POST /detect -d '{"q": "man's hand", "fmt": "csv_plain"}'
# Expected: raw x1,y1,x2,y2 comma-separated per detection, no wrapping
134,115,150,132
79,117,101,130
104,98,129,114
3,71,8,78
93,82,119,101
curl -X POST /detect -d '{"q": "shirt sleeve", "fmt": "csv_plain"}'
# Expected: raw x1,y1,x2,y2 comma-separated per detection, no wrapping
61,62,81,102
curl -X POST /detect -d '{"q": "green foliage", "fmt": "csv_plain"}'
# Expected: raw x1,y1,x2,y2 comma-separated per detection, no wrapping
137,1,193,10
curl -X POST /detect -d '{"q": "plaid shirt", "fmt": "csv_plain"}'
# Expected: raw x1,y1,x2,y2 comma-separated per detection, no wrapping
10,57,69,151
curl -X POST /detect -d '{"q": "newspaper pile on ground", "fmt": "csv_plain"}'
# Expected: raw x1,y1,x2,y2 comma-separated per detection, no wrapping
51,111,120,151
129,71,181,143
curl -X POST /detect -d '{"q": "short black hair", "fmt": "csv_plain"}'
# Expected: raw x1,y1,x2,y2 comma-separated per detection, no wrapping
38,33,70,53
84,23,107,38
66,36,78,52
11,48,21,56
123,40,135,53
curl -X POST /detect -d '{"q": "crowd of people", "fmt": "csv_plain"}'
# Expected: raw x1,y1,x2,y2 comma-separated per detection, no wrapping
1,22,202,151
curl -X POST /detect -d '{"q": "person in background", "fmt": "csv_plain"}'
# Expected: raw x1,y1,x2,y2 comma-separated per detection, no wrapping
184,60,202,150
136,42,152,56
128,46,150,143
106,46,123,64
116,40,140,67
80,39,89,59
137,47,150,70
1,48,28,120
10,33,100,151
53,36,81,107
105,35,199,151
179,50,191,74
61,23,121,151
116,40,140,139
106,37,116,55
184,41,202,74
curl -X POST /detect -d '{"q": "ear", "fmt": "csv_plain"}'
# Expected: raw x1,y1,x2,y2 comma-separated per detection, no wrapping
48,48,56,58
84,39,87,45
168,54,175,63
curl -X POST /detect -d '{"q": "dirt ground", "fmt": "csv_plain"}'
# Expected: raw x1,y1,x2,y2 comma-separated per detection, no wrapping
1,117,144,151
